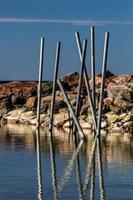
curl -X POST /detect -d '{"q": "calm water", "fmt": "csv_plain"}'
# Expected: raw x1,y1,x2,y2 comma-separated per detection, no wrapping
0,125,133,200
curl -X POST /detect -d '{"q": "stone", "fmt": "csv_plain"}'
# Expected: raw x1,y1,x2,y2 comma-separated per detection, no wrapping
0,97,12,116
119,113,127,120
53,112,69,127
80,104,89,115
26,97,37,110
7,117,19,124
107,85,133,102
122,114,133,123
114,98,130,108
89,76,102,89
79,120,93,129
103,97,113,111
63,121,72,128
107,82,117,90
106,113,120,123
112,74,132,85
109,105,121,114
122,121,133,133
101,121,107,129
61,72,79,88
41,81,53,96
41,95,65,113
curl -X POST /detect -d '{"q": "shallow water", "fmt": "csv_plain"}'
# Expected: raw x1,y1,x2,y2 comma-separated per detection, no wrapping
0,124,133,200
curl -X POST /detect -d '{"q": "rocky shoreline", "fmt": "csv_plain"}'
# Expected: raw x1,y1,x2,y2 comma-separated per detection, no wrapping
0,71,133,134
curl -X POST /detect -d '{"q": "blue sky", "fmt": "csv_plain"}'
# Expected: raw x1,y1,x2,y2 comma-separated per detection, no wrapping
0,0,133,80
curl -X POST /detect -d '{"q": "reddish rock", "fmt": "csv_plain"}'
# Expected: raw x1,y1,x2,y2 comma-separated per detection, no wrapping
89,76,102,88
26,97,37,110
0,81,37,99
41,95,64,103
107,82,117,90
112,74,132,85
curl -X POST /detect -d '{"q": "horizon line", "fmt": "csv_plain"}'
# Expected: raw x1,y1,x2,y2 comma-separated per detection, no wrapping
0,17,133,26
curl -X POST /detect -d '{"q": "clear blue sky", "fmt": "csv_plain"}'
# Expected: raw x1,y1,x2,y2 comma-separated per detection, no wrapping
0,0,133,80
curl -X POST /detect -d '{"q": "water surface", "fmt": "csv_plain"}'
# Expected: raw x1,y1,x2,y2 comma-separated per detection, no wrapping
0,124,133,200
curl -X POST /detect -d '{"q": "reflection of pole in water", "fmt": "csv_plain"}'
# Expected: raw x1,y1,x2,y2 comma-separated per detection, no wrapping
90,151,96,200
49,132,58,200
83,137,97,196
97,138,105,200
75,153,84,200
83,137,106,199
57,140,83,195
36,128,44,200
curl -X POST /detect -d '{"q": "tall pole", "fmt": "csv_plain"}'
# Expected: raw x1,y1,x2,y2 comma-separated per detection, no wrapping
90,27,96,199
73,39,88,135
97,32,109,137
37,37,45,128
91,27,96,111
49,42,61,132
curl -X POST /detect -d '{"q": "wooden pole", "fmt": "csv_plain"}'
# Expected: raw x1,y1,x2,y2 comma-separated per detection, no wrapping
57,78,85,140
37,37,45,128
73,39,88,135
97,32,109,137
49,42,61,132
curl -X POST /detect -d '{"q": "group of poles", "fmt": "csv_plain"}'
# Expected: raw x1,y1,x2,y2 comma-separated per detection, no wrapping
35,26,110,199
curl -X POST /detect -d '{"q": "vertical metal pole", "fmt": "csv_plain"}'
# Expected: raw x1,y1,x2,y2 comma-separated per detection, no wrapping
57,78,85,140
73,39,88,135
49,42,61,132
37,37,45,128
90,27,96,199
91,27,96,110
97,32,109,137
36,128,44,200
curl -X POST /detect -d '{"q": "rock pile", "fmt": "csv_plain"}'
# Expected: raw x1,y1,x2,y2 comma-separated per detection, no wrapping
0,72,132,134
